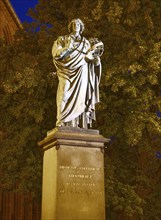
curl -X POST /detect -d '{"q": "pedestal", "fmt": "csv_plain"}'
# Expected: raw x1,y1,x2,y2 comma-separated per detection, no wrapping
38,127,108,220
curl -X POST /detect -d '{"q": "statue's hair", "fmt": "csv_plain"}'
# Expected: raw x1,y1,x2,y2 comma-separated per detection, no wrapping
68,18,84,34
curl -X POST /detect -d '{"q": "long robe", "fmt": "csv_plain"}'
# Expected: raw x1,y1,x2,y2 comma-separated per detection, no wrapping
52,35,101,128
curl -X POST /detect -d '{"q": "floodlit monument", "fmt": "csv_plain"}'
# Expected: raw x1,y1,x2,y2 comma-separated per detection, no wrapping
38,18,108,220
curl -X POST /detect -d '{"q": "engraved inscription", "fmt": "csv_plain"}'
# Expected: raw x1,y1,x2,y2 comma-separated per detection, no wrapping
68,174,92,179
59,165,100,171
58,165,103,196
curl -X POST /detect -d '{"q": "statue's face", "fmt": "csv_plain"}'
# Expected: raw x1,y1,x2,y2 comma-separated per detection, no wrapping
72,21,81,33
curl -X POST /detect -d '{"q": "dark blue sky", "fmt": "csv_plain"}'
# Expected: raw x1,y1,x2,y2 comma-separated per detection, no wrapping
10,0,39,23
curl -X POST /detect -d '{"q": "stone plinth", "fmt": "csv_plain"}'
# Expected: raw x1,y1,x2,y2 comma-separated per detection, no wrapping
38,127,108,220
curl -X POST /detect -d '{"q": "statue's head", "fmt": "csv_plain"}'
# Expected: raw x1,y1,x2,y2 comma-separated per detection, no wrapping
68,18,84,34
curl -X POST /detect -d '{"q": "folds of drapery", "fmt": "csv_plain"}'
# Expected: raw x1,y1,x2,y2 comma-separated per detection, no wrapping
85,61,102,126
52,35,101,128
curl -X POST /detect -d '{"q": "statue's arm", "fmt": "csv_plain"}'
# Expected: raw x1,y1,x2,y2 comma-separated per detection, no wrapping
52,36,73,60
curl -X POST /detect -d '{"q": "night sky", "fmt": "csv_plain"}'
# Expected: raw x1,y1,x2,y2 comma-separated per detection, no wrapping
10,0,39,23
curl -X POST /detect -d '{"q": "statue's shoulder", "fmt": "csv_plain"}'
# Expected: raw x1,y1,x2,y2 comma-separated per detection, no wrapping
83,36,89,43
83,37,90,45
82,37,91,50
56,35,65,42
55,35,69,45
57,35,69,41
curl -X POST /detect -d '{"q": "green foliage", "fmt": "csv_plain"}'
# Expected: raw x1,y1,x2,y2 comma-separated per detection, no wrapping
142,181,161,219
0,32,57,197
0,0,161,217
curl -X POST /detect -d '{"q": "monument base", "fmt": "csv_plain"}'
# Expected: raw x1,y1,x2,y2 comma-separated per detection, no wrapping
38,127,108,220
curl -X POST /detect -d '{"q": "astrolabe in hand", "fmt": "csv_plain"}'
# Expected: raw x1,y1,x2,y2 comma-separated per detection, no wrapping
86,38,104,60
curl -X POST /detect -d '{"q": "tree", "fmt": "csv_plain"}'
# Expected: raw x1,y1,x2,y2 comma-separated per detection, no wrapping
0,30,57,197
0,0,161,218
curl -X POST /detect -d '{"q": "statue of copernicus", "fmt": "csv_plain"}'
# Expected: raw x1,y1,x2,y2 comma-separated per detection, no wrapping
52,18,104,129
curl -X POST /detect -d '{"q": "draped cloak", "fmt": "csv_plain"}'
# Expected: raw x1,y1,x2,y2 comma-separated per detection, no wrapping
52,35,101,128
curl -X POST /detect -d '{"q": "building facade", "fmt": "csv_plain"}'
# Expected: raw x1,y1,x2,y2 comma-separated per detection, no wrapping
0,0,22,43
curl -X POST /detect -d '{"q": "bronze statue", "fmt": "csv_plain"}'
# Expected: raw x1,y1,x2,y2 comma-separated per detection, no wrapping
52,18,104,128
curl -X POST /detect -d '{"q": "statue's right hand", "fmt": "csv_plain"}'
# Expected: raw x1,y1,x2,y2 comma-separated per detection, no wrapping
66,37,74,50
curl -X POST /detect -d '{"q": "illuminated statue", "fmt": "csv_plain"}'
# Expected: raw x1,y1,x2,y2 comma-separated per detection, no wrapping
52,18,104,128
